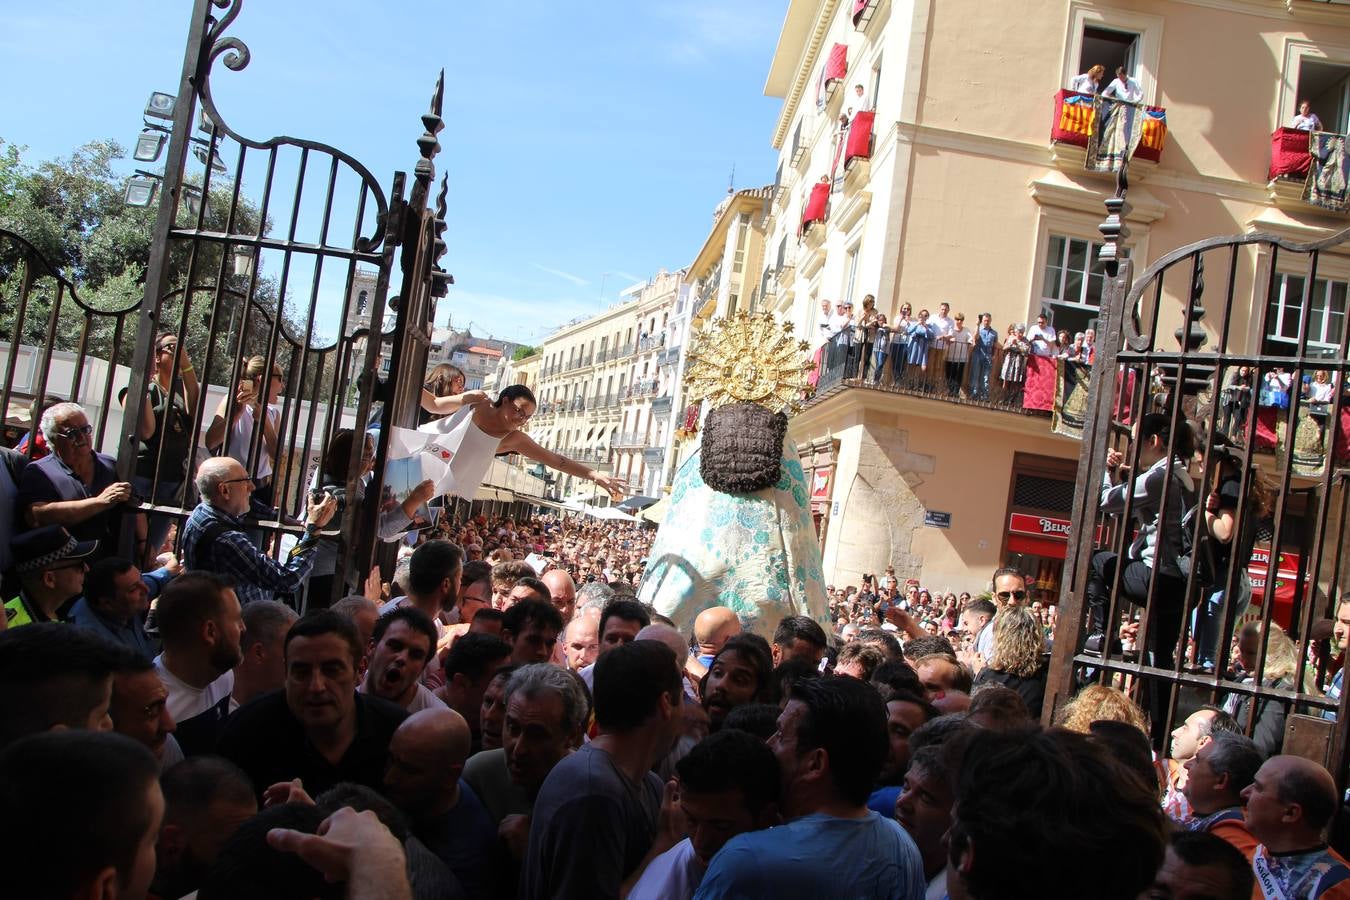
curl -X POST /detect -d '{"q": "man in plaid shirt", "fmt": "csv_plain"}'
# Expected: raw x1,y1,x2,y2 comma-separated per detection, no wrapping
181,457,336,605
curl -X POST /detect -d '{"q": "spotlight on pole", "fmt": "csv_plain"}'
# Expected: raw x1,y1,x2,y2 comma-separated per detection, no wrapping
124,175,159,207
191,143,228,174
133,130,166,163
144,92,176,120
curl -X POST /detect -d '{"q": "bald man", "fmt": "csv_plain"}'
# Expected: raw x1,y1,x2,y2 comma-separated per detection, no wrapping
690,607,742,674
1242,755,1350,897
385,707,496,897
541,570,577,621
560,613,599,671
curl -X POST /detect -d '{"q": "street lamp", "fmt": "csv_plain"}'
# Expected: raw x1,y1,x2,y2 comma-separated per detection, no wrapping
232,245,255,279
124,175,159,207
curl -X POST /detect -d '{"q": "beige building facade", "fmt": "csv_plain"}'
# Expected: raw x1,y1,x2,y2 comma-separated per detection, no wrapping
762,0,1350,598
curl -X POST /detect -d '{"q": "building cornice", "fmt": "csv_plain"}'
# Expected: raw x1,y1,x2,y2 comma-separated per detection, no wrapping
770,0,843,150
1174,0,1350,26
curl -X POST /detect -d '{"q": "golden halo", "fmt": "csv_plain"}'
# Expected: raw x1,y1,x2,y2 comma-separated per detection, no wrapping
683,311,815,414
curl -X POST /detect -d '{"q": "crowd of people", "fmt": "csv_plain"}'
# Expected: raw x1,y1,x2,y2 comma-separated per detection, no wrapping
3,501,1349,899
814,296,1097,401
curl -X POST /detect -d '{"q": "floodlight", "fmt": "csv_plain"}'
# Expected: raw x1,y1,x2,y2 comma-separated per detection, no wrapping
125,176,159,207
133,130,165,163
144,92,176,120
191,143,228,174
197,107,216,134
182,186,203,217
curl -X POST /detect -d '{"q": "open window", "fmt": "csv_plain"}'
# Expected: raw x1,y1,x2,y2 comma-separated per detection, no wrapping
1293,58,1350,134
1078,25,1139,84
1264,273,1347,360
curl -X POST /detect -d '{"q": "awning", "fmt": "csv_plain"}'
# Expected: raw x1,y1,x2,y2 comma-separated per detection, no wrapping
496,490,516,504
616,495,660,512
640,496,669,524
582,503,636,521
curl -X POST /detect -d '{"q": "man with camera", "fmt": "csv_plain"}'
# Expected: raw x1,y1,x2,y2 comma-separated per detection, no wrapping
181,456,337,606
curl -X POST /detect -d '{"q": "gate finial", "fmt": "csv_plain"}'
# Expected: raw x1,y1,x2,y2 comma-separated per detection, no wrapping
1098,159,1132,277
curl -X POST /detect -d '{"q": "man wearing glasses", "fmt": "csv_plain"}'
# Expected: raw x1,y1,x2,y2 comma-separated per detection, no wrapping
3,525,98,628
181,456,338,606
16,402,134,562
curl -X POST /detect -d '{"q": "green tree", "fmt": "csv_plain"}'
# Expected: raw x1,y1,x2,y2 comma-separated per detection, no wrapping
0,137,316,386
512,344,537,361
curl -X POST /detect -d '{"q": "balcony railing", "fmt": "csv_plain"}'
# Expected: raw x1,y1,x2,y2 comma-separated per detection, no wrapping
617,343,634,358
638,335,665,353
651,395,673,417
657,345,680,367
807,338,1062,418
1050,89,1167,167
612,431,645,448
625,379,659,399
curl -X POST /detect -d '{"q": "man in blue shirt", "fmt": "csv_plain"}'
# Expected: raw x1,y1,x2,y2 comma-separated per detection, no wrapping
68,556,176,659
181,456,336,606
695,676,926,899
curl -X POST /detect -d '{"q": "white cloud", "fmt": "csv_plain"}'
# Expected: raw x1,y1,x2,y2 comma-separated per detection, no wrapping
530,263,590,288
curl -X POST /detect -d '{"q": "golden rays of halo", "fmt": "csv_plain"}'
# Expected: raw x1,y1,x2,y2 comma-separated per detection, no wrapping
683,312,816,414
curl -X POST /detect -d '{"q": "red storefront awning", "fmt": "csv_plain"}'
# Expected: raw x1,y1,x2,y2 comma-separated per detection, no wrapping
824,43,847,84
845,110,874,166
801,181,830,232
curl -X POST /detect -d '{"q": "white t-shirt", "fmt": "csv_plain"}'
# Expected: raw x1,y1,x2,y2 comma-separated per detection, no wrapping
1069,73,1098,94
154,656,234,725
226,404,279,480
1027,324,1057,357
629,838,706,900
1292,112,1323,131
1102,77,1142,103
358,680,445,713
930,314,954,344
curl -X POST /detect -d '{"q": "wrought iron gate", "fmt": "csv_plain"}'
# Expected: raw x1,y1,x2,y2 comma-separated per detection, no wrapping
1048,170,1350,781
1,0,446,606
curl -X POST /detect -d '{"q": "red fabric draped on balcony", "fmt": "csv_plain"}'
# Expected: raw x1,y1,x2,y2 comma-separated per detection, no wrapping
1051,89,1167,162
825,43,847,84
801,181,830,232
1022,356,1057,411
845,110,874,165
852,0,869,24
1270,127,1313,180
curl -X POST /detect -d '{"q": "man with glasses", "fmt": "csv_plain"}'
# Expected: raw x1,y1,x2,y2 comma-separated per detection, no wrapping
3,525,98,628
181,456,337,606
16,401,134,561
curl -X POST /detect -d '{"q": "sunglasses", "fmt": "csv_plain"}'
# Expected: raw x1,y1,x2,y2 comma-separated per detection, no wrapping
996,590,1028,601
56,424,94,441
219,476,254,487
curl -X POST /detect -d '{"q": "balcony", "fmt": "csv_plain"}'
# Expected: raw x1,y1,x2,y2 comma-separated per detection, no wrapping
657,345,680,368
651,395,673,417
843,111,874,192
1049,89,1167,178
617,342,634,359
637,335,664,353
595,348,609,364
800,181,829,238
852,0,880,29
806,339,1061,421
1267,127,1350,214
789,114,810,169
612,431,645,449
643,446,665,467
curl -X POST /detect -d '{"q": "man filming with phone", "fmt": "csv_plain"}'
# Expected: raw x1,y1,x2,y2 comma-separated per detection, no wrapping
182,456,338,606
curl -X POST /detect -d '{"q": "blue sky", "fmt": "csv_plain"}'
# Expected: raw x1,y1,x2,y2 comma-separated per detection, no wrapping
0,0,786,344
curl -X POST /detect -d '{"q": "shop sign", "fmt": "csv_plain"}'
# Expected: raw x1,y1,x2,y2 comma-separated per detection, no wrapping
1009,513,1072,540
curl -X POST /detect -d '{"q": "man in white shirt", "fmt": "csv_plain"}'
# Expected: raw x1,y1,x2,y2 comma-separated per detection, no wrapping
823,301,854,376
1101,66,1143,103
930,302,955,347
1070,64,1105,94
153,571,245,755
847,83,869,118
1027,313,1057,357
628,729,780,899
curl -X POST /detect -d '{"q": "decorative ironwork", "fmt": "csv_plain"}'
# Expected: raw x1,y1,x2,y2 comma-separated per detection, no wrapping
1048,170,1350,785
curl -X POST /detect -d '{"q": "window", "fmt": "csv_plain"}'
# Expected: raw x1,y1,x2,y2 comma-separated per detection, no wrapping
842,246,860,308
1265,274,1347,359
1294,58,1350,134
356,290,368,314
1078,26,1138,83
727,293,739,316
869,58,882,110
732,217,750,274
1039,234,1115,335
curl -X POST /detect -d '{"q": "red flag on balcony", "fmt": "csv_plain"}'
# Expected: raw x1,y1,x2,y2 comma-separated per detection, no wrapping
801,181,830,233
852,0,871,25
1270,127,1314,180
825,43,847,85
845,110,874,166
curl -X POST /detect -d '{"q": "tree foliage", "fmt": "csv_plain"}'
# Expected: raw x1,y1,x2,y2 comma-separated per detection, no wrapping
0,137,323,388
512,344,537,361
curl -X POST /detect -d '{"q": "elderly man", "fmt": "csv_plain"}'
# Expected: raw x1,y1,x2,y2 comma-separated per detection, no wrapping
216,610,408,800
3,524,97,628
69,555,176,658
385,707,496,897
180,456,336,605
1242,755,1350,897
15,401,134,559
